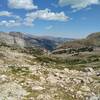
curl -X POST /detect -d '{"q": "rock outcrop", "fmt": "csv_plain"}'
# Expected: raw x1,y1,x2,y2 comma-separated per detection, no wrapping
0,32,70,50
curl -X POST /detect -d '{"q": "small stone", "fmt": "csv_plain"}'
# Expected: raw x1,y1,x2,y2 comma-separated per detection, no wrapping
64,68,69,73
90,96,100,100
32,86,45,91
81,85,90,92
76,91,82,96
84,67,94,73
37,94,51,100
0,75,8,82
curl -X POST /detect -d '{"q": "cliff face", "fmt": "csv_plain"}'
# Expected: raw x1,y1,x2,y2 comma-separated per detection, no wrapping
0,32,25,47
0,32,70,50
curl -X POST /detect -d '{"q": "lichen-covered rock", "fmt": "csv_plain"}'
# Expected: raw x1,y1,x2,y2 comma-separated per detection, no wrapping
37,94,52,100
0,82,27,100
32,86,45,91
80,85,90,92
0,75,9,83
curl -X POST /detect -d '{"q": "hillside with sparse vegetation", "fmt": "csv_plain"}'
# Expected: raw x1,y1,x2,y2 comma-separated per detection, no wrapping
0,32,100,100
57,32,100,49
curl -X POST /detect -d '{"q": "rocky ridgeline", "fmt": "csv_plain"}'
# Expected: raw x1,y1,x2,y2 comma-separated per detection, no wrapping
0,63,100,100
0,32,70,50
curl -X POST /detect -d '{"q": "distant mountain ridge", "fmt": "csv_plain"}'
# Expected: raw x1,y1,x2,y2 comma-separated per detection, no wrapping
56,32,100,49
0,32,73,50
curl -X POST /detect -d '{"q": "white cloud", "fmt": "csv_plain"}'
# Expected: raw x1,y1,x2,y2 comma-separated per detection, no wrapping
0,20,21,27
0,10,33,27
8,0,38,10
25,9,69,23
46,25,53,30
0,11,22,27
59,0,100,10
12,15,21,20
0,9,68,27
0,11,21,20
0,19,34,27
0,11,12,16
23,21,34,26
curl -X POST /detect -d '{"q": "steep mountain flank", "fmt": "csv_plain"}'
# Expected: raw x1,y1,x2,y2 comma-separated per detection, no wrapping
57,32,100,49
0,32,71,50
53,32,100,54
87,32,100,47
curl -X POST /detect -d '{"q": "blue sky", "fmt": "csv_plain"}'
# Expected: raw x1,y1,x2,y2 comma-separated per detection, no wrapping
0,0,100,38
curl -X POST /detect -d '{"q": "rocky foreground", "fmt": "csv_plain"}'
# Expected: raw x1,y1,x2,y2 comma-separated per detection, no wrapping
0,46,100,100
0,63,100,100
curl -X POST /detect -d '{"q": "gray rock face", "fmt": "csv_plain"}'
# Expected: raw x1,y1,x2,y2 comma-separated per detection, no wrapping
0,32,25,47
0,82,27,100
0,32,70,50
0,32,14,45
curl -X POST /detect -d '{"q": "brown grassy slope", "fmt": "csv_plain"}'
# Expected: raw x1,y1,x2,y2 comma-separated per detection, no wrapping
57,32,100,49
